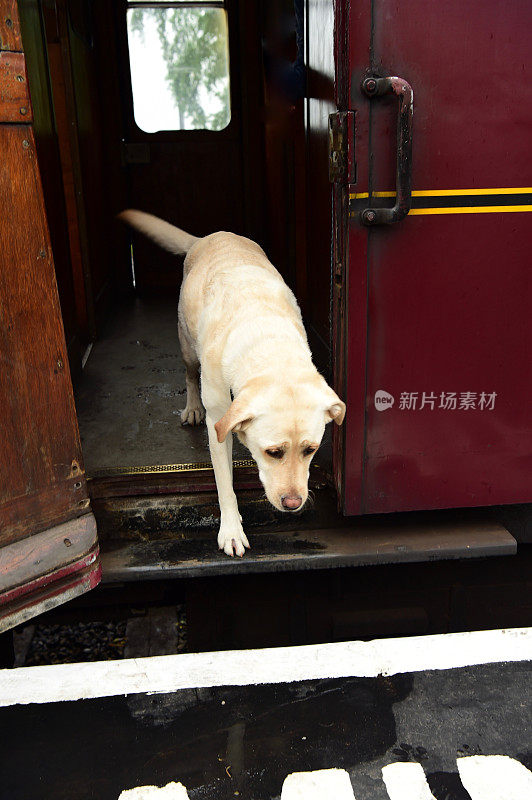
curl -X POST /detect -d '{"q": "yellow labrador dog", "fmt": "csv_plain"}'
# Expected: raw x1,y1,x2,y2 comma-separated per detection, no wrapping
119,211,346,557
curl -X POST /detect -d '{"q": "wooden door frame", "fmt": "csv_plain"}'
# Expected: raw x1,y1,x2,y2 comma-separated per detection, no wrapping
0,1,100,633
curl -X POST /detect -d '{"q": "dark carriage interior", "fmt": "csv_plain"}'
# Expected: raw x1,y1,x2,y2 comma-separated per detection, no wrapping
20,0,334,478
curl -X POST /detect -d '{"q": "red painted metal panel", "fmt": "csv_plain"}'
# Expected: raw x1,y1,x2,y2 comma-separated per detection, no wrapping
363,212,532,513
372,0,532,190
342,0,532,513
336,0,372,512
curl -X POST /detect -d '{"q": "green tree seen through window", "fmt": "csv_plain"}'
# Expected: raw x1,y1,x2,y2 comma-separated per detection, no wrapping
129,6,230,131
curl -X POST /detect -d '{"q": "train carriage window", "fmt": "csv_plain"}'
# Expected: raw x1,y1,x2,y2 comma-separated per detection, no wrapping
126,1,231,133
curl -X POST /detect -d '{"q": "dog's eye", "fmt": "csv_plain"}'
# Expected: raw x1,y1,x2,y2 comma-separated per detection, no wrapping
266,449,284,459
303,446,316,457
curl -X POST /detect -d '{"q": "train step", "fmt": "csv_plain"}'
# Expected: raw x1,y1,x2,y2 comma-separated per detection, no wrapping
99,520,516,583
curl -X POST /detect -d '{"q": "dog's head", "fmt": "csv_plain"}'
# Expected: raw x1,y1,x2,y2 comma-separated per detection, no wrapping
215,376,345,512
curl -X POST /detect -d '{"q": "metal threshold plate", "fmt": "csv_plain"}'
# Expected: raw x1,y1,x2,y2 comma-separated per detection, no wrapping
100,520,517,582
90,459,256,478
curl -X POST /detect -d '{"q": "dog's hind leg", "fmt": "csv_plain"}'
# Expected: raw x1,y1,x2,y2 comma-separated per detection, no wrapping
178,321,205,426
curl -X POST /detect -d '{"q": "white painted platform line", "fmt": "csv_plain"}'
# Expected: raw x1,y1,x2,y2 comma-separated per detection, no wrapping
1,627,531,707
457,755,532,800
381,763,436,800
281,769,356,799
118,782,190,799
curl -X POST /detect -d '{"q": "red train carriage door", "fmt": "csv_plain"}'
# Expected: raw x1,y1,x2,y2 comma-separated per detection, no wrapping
0,2,100,632
335,0,532,514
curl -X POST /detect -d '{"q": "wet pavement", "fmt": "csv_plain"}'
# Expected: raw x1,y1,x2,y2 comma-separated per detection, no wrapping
1,659,530,799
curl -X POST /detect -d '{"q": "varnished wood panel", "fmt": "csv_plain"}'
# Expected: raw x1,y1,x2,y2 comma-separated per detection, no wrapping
46,37,89,343
0,124,89,545
17,0,83,372
0,0,22,51
59,0,113,326
0,50,30,122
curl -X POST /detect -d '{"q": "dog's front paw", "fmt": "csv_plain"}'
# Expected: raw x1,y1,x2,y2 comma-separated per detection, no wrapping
180,403,205,426
218,523,250,558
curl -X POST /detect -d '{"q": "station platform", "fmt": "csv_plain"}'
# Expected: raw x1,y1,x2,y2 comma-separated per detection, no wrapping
1,628,530,799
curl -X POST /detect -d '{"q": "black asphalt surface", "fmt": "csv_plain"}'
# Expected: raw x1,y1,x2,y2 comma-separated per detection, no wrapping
0,660,530,799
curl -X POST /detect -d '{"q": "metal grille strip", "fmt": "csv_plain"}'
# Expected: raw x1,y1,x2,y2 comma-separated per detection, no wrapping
90,459,256,479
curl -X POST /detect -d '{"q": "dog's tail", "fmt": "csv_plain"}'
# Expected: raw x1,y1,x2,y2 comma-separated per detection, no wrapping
117,209,199,255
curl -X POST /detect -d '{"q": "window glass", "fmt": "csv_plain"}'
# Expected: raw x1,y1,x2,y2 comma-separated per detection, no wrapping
126,4,231,133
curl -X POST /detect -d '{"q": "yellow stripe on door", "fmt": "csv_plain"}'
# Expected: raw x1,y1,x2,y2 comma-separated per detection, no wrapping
408,205,532,215
348,188,532,214
349,188,532,199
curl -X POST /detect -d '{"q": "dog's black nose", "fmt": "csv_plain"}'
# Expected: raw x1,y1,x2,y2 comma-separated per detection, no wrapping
281,494,303,510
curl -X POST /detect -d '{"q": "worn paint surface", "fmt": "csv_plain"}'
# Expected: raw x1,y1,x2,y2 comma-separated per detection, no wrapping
119,783,189,799
0,514,98,597
0,558,101,633
2,627,530,706
281,768,355,799
457,755,532,800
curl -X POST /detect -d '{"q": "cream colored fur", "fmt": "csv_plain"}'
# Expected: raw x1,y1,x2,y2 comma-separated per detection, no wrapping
119,210,346,557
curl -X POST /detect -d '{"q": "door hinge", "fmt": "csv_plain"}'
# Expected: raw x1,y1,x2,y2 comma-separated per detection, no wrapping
328,111,355,183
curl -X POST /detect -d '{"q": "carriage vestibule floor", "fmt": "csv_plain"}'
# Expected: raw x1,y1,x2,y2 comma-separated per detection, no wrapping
75,297,248,476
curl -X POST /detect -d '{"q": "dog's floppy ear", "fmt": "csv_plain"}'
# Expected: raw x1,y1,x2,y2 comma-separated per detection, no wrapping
324,388,346,425
215,396,254,443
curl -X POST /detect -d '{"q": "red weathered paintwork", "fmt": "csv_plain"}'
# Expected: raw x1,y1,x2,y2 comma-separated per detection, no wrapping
0,554,101,633
340,0,532,514
0,546,99,607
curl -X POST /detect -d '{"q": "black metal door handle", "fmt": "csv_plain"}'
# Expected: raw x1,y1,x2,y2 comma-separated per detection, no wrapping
361,76,413,225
